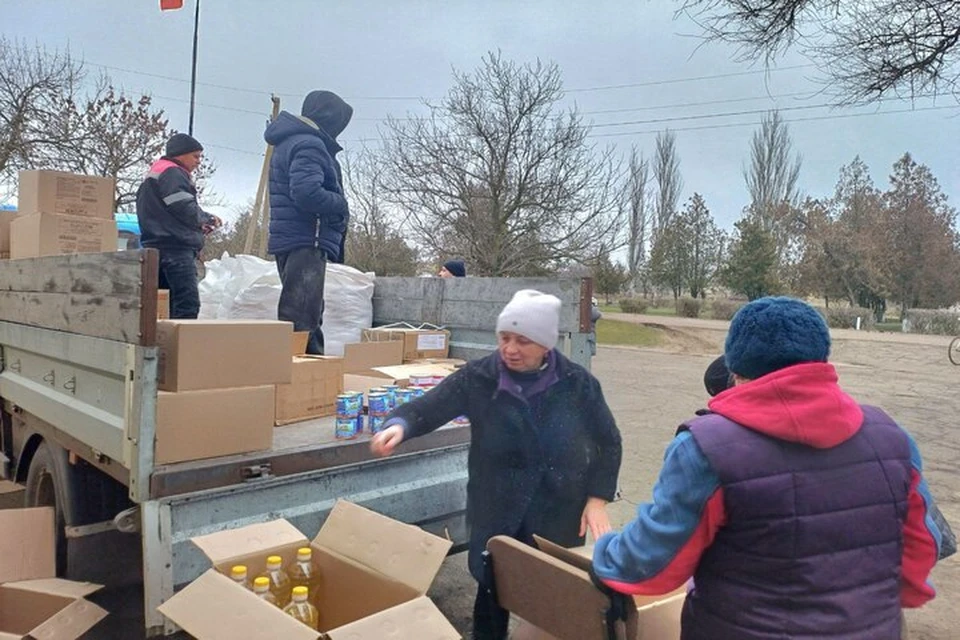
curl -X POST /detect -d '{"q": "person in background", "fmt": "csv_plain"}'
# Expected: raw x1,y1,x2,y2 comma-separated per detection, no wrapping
370,289,622,640
136,133,221,319
438,258,466,278
588,296,602,356
593,297,940,640
265,90,354,355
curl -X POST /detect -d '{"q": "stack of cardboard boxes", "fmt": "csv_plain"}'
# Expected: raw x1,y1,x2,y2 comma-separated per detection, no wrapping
4,170,118,259
154,320,293,464
274,333,345,426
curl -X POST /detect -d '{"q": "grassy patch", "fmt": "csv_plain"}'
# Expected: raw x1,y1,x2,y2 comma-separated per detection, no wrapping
874,321,902,333
597,319,663,347
644,306,678,317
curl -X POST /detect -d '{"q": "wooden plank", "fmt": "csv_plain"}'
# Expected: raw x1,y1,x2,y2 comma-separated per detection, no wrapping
0,250,156,345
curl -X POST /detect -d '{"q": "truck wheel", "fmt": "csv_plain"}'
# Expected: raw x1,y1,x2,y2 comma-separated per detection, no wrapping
24,440,74,574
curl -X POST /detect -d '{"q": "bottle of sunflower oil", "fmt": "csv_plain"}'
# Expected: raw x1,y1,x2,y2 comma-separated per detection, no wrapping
252,576,278,606
256,555,292,607
288,547,321,602
229,565,251,591
283,586,319,630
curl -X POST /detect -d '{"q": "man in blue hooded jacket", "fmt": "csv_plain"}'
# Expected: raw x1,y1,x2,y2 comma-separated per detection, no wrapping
265,90,353,354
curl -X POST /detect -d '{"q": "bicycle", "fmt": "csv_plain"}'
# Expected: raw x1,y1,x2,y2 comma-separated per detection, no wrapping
949,336,960,365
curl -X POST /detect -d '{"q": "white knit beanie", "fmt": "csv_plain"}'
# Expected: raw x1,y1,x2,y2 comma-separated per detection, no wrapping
496,289,562,350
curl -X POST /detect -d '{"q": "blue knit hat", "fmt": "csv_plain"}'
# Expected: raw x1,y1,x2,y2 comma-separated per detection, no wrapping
442,259,466,278
724,297,830,380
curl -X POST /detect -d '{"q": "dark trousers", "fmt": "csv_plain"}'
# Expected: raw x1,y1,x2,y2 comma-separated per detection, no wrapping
158,249,200,319
276,247,327,355
472,583,509,640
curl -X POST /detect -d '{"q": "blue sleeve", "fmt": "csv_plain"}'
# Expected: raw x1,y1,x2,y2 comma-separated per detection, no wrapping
592,431,724,594
289,146,348,223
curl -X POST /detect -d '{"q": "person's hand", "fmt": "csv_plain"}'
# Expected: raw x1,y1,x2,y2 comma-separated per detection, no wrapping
202,215,223,235
370,425,404,458
580,497,612,540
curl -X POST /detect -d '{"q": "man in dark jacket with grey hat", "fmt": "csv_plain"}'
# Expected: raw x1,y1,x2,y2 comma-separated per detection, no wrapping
265,90,353,355
136,133,221,319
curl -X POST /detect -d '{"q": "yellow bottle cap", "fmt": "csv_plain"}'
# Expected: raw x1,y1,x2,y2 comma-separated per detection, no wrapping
297,547,312,557
292,586,309,597
253,577,270,588
230,565,247,577
266,555,282,565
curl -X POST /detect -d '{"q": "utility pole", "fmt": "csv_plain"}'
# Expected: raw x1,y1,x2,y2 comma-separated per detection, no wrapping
244,95,282,256
187,0,201,135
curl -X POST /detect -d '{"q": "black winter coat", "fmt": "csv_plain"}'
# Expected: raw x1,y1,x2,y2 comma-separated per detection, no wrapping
389,350,622,581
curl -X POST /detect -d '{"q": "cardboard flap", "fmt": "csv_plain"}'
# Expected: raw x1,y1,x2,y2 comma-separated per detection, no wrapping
533,535,593,572
158,570,320,640
27,596,108,640
6,578,103,599
324,595,459,640
191,519,308,566
313,501,452,594
370,364,454,378
0,507,55,583
487,536,630,640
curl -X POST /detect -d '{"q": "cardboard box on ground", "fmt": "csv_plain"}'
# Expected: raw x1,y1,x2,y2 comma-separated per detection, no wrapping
0,508,107,639
487,535,684,640
361,324,451,363
158,500,461,639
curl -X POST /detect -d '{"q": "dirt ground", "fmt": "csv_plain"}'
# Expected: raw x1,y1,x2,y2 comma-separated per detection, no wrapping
88,313,959,638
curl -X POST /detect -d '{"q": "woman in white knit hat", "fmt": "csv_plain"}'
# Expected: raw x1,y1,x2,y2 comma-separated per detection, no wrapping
371,289,623,640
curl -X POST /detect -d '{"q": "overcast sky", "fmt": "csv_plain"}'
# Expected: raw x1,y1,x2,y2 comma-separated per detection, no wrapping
5,0,959,232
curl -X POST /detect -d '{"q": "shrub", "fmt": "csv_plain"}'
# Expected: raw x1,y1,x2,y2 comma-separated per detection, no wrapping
710,299,746,321
817,306,877,330
677,297,703,318
618,298,649,314
903,309,960,335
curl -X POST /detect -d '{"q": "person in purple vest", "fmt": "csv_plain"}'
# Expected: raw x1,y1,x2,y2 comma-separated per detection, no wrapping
592,296,941,640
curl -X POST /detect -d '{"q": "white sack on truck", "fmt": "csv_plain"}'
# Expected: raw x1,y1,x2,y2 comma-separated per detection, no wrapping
198,252,375,356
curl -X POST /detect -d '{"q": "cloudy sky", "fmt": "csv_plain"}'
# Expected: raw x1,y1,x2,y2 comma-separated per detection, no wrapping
5,0,958,231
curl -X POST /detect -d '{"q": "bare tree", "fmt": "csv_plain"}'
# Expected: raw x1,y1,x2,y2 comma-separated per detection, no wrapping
744,110,801,227
681,1,960,102
0,38,85,199
652,129,683,239
343,149,419,276
624,147,652,293
380,52,623,276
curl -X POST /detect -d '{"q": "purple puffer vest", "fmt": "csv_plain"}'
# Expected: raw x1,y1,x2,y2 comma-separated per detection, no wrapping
681,406,911,640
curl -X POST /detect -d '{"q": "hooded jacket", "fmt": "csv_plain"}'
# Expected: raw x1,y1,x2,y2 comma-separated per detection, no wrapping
592,363,940,639
265,91,353,260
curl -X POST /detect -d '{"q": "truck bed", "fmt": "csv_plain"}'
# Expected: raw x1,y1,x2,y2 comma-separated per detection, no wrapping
150,418,470,498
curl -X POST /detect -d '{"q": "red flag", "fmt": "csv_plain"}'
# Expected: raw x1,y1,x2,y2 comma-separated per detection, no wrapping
160,0,183,10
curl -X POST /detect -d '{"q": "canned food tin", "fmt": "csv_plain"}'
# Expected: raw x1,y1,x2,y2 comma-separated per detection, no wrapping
355,413,365,435
409,385,427,398
408,375,433,387
396,388,415,405
335,416,358,439
368,392,390,416
369,414,386,434
382,384,400,406
336,393,361,417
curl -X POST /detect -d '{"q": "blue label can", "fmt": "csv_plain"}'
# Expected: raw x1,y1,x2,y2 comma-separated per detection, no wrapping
355,413,365,435
369,415,386,434
368,393,390,416
336,393,360,418
409,386,427,398
335,416,358,439
382,384,400,407
396,388,415,405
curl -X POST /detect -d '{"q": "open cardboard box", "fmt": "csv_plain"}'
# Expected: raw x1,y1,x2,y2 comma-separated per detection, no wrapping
486,535,684,640
0,508,107,639
159,500,460,639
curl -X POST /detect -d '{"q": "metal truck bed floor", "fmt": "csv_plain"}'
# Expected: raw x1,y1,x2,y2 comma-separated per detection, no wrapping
149,417,470,499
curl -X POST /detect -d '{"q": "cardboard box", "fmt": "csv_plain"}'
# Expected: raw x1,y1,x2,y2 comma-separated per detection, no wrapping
0,209,19,257
486,535,684,640
156,320,293,391
275,356,344,425
157,290,170,320
156,385,275,464
342,363,455,401
291,331,310,356
17,170,116,219
341,340,404,374
0,508,107,639
362,326,451,362
158,500,460,639
9,212,117,259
